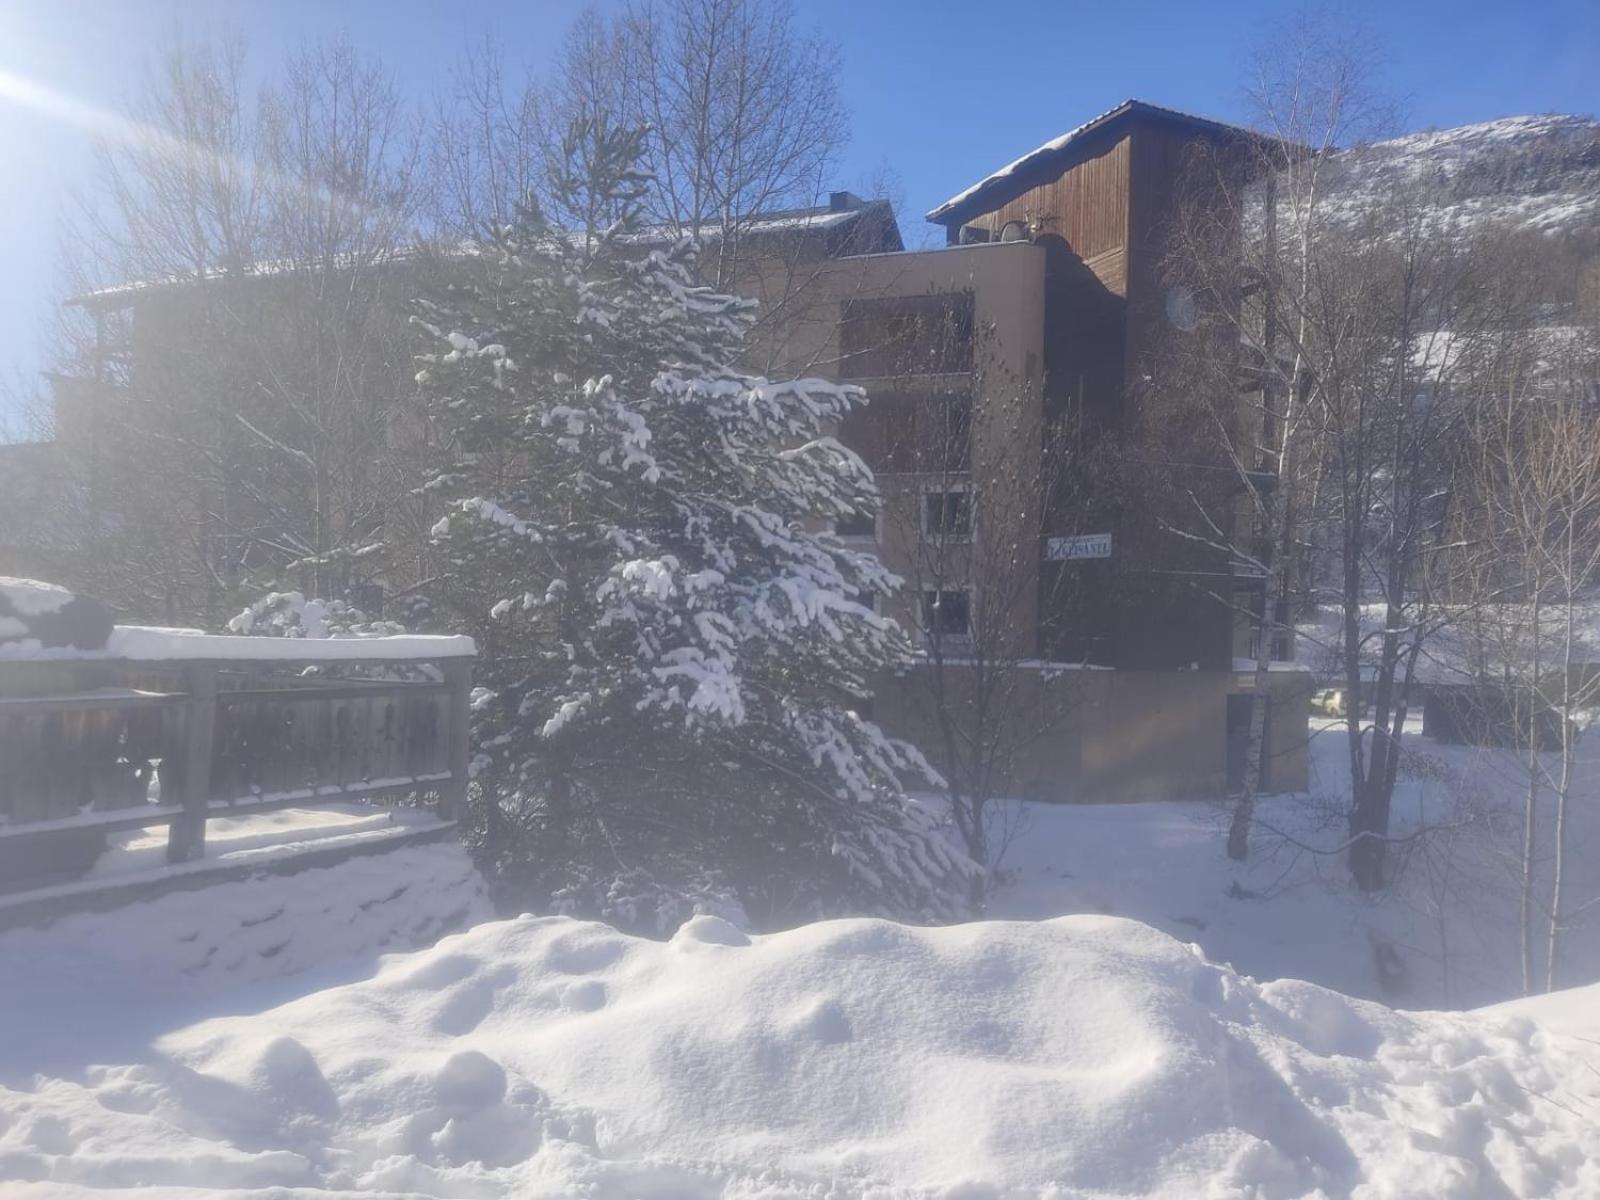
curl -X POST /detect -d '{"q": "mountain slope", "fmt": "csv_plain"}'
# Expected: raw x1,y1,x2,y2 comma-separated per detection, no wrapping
1329,113,1600,238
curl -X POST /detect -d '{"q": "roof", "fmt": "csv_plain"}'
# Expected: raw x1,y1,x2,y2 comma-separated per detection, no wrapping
69,197,901,310
926,99,1264,228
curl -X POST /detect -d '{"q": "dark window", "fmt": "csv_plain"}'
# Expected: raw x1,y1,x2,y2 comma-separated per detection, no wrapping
922,590,971,637
1270,599,1292,661
839,294,975,379
923,492,970,536
842,391,971,473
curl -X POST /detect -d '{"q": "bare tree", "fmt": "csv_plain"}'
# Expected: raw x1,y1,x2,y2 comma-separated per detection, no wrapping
46,35,427,624
1156,19,1516,895
433,1,865,374
1453,253,1600,991
1153,18,1393,862
854,298,1097,878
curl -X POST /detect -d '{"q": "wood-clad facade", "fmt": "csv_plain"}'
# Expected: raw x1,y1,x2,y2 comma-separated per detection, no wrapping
927,101,1273,676
839,99,1313,799
957,128,1133,297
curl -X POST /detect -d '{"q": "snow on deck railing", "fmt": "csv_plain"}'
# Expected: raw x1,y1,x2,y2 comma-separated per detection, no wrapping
0,633,474,898
0,623,476,663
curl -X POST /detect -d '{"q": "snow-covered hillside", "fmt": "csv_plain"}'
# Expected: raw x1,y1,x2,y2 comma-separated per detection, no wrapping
3,910,1596,1198
1326,113,1600,237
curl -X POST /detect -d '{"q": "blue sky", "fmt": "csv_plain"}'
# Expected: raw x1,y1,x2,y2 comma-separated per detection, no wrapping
1,0,1596,429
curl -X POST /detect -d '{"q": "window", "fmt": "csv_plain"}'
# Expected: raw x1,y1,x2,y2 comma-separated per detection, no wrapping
839,294,975,379
1270,599,1293,661
841,391,971,473
923,491,970,537
922,590,971,638
1240,592,1293,662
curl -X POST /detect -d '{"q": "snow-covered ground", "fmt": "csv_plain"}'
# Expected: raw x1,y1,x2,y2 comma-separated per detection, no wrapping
2,910,1597,1198
1,717,1597,1196
0,841,491,1078
992,717,1600,1010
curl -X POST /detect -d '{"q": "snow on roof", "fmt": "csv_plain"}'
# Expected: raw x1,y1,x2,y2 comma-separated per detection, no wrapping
2,909,1595,1195
927,98,1262,226
0,623,475,663
71,201,893,307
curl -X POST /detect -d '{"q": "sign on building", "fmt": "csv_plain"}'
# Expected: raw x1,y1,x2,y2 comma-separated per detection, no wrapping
1046,533,1113,561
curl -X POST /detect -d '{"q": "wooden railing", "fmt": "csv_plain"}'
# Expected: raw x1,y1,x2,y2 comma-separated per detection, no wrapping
0,636,474,894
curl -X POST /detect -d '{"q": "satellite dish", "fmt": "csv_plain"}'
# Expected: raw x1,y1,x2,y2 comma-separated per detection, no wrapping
1166,284,1199,332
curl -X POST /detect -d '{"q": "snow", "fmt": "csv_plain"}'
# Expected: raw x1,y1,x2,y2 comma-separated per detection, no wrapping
1486,985,1600,1041
0,805,458,921
2,904,1598,1197
0,840,490,1068
1323,113,1600,239
0,577,73,618
926,99,1252,223
991,716,1600,1011
82,803,447,881
0,623,475,662
1296,601,1600,687
2,713,1599,1194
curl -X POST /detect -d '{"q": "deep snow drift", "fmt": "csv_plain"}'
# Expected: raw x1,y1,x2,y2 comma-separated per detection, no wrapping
0,841,491,1079
3,911,1597,1198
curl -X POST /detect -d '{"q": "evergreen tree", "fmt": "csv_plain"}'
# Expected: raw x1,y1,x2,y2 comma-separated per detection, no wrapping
413,118,976,930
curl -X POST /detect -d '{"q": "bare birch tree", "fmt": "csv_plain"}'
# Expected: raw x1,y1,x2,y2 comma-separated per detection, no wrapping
1454,249,1600,991
1153,19,1393,862
1156,19,1510,893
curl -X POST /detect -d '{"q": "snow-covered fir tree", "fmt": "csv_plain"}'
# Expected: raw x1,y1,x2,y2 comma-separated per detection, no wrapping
413,118,977,930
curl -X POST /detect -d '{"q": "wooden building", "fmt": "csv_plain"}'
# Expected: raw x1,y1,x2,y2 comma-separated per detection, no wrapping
803,100,1311,800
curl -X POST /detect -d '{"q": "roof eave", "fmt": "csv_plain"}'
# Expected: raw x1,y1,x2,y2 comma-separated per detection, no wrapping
925,99,1279,229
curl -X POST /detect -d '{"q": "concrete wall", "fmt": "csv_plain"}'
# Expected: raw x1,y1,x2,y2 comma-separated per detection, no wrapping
775,241,1047,639
876,663,1311,804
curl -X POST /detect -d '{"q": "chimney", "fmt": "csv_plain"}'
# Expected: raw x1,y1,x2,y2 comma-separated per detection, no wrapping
828,191,865,213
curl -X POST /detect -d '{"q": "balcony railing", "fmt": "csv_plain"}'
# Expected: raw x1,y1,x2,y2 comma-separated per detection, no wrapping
0,632,474,897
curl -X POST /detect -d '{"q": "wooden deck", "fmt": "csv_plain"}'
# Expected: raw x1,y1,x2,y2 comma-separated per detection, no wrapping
0,635,475,922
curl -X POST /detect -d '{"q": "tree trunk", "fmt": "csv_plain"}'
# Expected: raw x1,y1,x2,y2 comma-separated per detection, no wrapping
1227,661,1271,861
1545,577,1577,994
1520,757,1539,996
1522,595,1543,995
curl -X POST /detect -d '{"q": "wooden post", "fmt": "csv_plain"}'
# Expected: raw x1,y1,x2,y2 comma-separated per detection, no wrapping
167,664,217,863
440,658,472,822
